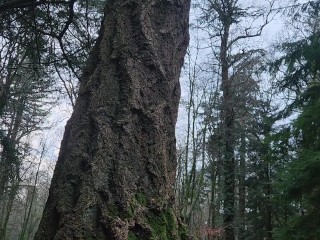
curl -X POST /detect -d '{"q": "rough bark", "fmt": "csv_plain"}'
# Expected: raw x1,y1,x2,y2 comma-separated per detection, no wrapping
35,0,190,239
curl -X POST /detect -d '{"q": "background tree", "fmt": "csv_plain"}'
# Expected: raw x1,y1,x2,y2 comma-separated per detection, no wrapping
194,0,275,238
270,1,320,238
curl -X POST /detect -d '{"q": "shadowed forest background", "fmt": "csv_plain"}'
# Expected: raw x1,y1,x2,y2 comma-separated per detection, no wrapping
0,0,320,239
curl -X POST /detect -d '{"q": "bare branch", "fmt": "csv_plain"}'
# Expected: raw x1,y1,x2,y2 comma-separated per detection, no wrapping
0,0,70,14
228,0,276,48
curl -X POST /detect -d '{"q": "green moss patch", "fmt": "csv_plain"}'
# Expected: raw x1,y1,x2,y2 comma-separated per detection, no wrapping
135,193,147,206
128,231,139,240
146,208,179,240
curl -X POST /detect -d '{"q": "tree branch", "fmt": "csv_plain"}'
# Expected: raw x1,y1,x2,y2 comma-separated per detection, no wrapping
0,0,70,14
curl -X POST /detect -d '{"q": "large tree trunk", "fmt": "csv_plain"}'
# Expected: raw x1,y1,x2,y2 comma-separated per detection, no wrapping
35,0,190,239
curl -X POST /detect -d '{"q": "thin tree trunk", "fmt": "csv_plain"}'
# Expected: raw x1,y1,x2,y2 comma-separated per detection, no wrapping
208,161,216,240
19,145,45,240
265,164,272,240
35,0,190,239
220,22,235,240
0,184,19,240
0,96,23,240
182,55,194,221
238,133,246,240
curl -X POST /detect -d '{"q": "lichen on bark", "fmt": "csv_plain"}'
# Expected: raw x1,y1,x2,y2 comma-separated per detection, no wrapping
34,0,191,239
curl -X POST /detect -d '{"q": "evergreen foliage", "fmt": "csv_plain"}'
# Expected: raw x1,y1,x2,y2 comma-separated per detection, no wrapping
271,2,320,238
